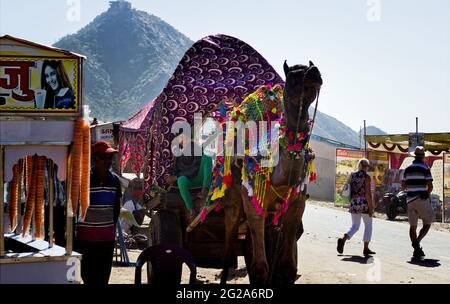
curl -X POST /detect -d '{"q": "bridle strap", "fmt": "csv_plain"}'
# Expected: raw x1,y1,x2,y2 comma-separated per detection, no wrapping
309,89,320,136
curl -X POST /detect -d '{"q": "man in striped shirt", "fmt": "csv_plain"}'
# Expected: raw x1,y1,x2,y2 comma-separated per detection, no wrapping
75,141,122,285
402,146,434,259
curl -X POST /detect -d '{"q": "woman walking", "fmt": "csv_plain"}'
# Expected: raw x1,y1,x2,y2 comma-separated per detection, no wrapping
337,158,376,256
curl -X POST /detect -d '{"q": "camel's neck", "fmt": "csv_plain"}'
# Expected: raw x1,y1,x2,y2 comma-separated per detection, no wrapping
284,99,309,133
270,99,311,187
271,149,306,187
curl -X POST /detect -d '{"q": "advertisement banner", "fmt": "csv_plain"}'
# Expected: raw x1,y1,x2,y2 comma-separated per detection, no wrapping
408,133,425,152
0,57,79,112
367,151,390,209
335,149,366,207
444,153,450,223
94,123,115,146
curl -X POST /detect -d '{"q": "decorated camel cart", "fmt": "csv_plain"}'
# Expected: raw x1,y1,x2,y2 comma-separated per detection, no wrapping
0,36,90,283
120,34,321,283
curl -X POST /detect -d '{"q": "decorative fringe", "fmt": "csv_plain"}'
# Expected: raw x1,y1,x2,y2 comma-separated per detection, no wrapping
214,203,223,212
271,186,302,226
242,179,253,197
199,208,208,223
251,196,264,216
207,84,316,224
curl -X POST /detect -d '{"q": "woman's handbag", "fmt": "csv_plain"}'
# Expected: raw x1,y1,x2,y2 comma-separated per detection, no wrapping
341,180,351,199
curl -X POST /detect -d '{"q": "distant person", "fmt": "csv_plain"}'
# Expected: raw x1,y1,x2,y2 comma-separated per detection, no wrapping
337,158,376,256
41,60,75,109
402,146,434,258
164,132,212,222
120,181,146,235
75,141,122,285
91,118,99,126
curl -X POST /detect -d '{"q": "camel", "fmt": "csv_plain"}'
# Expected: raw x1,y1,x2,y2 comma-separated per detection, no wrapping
219,60,323,284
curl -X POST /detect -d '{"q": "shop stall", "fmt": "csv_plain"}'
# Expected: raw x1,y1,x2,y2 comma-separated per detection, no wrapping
366,133,450,223
0,35,89,283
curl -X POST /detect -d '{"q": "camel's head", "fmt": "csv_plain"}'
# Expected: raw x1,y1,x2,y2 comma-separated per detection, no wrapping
283,60,322,109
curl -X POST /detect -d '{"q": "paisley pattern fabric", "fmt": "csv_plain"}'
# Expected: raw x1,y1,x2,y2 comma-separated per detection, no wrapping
142,34,284,199
349,170,370,214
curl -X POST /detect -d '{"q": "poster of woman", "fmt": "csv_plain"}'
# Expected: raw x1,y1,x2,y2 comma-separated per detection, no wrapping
40,60,75,109
0,38,80,114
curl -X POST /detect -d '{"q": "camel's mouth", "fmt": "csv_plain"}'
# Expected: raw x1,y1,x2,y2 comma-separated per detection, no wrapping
304,66,323,90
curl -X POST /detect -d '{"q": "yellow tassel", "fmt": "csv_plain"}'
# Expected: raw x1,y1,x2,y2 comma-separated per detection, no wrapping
211,184,227,201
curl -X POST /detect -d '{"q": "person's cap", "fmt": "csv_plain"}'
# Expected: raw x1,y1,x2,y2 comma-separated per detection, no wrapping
92,141,118,155
409,145,425,157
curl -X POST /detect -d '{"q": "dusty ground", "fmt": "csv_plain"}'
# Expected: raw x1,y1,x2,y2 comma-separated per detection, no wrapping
109,200,450,284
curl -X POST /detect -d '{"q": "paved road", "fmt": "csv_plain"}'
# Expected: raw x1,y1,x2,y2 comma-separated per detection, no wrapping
110,203,450,284
297,204,450,283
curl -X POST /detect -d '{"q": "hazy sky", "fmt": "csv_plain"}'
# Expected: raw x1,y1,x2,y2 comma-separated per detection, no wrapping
1,0,449,134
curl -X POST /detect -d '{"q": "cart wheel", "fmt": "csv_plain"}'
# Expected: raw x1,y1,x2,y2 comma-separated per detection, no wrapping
150,209,182,246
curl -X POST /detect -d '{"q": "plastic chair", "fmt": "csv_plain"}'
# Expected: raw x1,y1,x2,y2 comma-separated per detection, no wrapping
134,243,197,284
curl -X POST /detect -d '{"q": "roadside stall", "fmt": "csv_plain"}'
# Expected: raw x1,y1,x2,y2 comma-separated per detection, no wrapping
365,133,450,223
0,35,90,283
334,133,450,223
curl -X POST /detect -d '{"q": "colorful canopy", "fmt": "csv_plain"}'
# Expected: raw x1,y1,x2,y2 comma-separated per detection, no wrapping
366,133,450,155
142,34,284,198
119,99,156,175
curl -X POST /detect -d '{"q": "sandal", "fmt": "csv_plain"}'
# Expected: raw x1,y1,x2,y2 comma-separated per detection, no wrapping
186,208,198,223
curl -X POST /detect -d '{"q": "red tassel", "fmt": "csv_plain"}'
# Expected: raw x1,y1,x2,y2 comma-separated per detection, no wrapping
222,174,233,187
199,208,207,223
214,203,223,212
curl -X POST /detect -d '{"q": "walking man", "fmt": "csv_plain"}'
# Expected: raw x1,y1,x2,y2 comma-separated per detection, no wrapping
402,146,434,258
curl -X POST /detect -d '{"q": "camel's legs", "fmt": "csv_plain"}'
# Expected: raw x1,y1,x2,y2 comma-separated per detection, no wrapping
277,195,306,284
242,190,269,284
220,193,241,284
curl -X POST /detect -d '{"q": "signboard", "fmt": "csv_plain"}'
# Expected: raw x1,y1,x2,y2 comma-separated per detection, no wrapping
95,124,115,146
408,133,425,152
366,150,390,209
0,58,79,112
0,35,82,114
444,153,450,223
335,149,365,207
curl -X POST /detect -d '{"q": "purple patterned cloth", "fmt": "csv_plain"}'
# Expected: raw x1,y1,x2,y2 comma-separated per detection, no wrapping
143,34,284,199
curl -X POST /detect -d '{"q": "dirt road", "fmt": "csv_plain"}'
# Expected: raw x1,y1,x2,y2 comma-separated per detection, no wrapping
110,202,450,284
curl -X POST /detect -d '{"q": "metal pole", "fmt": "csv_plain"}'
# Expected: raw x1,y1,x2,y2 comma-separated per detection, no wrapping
48,159,54,248
66,162,73,255
359,126,362,150
416,117,418,134
364,120,367,152
443,154,446,223
16,159,23,235
31,156,36,241
0,145,4,256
